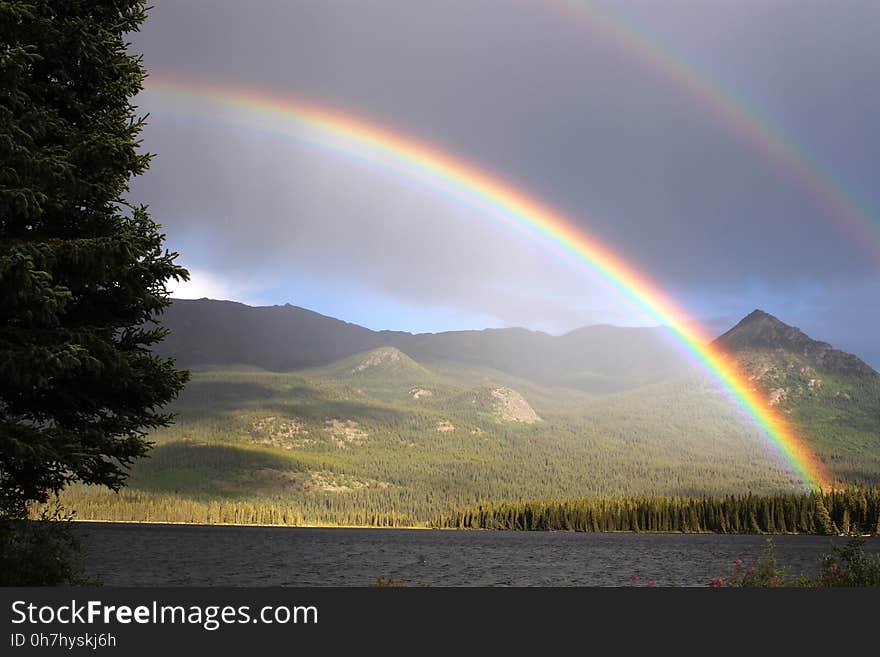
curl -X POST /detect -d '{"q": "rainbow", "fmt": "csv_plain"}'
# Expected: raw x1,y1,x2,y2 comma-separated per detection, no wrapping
144,77,832,490
546,0,879,260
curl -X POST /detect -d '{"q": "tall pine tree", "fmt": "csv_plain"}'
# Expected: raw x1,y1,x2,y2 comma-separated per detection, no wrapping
0,2,188,522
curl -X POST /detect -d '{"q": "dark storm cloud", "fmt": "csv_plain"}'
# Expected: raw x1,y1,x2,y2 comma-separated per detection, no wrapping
129,1,880,365
139,115,646,328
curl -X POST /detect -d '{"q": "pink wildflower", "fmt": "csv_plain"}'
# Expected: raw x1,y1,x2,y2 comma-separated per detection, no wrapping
647,580,655,588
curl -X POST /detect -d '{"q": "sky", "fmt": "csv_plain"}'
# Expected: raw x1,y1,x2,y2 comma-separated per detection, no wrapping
128,0,880,367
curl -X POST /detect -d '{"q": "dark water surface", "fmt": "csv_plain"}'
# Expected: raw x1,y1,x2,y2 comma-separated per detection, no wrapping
76,523,879,587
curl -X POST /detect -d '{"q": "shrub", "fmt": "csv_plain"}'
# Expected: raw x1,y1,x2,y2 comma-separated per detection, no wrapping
711,536,880,588
0,503,94,585
816,536,880,587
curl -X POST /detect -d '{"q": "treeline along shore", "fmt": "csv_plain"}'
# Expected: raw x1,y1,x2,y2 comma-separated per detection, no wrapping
431,488,880,534
52,487,880,534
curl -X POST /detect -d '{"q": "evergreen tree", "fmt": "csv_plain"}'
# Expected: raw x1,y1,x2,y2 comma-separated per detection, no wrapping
814,499,836,536
0,2,188,522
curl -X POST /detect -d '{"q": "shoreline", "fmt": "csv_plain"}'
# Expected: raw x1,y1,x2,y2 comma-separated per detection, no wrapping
72,518,433,530
70,519,874,536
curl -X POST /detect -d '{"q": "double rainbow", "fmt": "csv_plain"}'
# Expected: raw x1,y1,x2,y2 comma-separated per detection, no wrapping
145,77,832,490
548,0,879,260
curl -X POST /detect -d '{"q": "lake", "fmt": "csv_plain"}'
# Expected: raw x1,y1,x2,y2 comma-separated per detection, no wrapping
75,523,879,586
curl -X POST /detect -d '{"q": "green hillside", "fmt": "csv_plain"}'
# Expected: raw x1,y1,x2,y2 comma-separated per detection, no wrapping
58,304,880,527
55,366,857,525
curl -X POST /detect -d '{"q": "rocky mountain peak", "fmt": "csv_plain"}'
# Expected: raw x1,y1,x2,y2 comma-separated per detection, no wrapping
714,310,876,378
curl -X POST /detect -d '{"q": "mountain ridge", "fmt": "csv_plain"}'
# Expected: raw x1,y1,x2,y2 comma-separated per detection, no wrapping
157,299,876,396
714,309,877,378
156,298,688,391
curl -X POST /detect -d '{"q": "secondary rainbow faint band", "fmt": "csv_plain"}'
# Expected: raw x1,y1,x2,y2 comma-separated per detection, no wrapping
144,77,833,490
547,0,879,262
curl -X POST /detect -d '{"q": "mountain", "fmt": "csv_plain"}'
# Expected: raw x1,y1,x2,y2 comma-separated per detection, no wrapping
59,303,879,527
715,310,876,378
155,298,397,371
400,323,686,391
713,309,878,404
714,310,880,481
157,298,686,392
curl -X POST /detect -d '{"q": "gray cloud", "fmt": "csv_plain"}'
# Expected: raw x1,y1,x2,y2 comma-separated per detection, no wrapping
130,0,880,365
